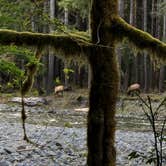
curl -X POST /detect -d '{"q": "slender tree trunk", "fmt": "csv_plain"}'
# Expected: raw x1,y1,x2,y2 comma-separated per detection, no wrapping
42,1,49,93
64,8,69,87
88,2,92,89
118,0,124,18
87,1,119,165
130,0,139,84
64,8,69,25
88,64,91,89
149,0,155,91
163,15,166,41
122,0,133,91
153,0,159,91
155,0,160,39
159,66,165,92
143,0,148,92
159,3,166,92
117,0,125,91
130,0,136,26
48,0,55,92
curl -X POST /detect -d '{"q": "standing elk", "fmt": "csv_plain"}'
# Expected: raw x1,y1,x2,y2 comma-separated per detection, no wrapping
127,83,140,96
54,85,72,96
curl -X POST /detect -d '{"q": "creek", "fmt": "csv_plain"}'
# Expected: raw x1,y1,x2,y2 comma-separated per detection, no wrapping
0,97,165,166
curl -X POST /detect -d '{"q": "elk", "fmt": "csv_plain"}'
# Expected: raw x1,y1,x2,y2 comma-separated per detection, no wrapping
54,85,72,96
127,83,140,96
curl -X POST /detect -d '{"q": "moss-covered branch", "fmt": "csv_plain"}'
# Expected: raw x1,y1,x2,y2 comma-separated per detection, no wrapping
0,29,91,59
111,17,166,61
21,46,43,96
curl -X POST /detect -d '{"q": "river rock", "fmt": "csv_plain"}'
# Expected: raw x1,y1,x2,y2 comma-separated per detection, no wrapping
10,97,48,106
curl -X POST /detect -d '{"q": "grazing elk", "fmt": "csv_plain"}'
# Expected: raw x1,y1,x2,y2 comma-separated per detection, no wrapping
127,83,140,96
54,85,72,96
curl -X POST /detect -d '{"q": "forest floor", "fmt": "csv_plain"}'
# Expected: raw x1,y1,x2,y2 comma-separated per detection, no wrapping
0,89,166,166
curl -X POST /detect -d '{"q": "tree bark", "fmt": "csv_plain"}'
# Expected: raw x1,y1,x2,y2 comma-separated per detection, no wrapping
130,0,139,84
159,4,166,92
118,0,124,18
88,64,91,89
64,8,69,87
117,0,124,91
87,1,119,165
130,0,136,25
48,0,56,92
88,47,119,166
163,15,166,41
159,66,165,92
143,0,148,92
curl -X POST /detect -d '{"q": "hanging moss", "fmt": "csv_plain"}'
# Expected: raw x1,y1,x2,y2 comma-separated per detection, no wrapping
0,29,91,60
110,17,166,61
21,47,43,96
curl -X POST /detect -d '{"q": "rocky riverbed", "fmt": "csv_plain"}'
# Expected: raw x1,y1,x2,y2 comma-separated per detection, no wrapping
0,96,165,166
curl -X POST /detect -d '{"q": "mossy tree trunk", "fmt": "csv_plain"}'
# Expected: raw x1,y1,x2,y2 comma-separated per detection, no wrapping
88,47,119,166
88,0,119,165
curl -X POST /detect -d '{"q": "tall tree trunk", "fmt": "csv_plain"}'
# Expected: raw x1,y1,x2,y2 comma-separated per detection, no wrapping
130,0,138,83
163,15,166,41
117,0,124,92
88,48,119,166
154,0,160,91
159,66,165,92
118,0,124,18
48,0,56,93
118,0,125,91
88,64,91,89
42,1,49,93
143,0,148,92
64,8,69,87
135,0,143,84
88,2,92,89
122,0,133,91
159,2,166,92
149,0,155,91
129,0,139,87
64,8,69,25
130,0,136,25
87,1,119,165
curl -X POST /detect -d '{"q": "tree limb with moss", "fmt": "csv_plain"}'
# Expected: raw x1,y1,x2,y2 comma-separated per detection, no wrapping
111,17,166,60
0,29,91,58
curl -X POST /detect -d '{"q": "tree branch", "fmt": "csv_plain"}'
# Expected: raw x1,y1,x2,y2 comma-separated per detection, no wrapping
0,29,91,59
111,17,166,61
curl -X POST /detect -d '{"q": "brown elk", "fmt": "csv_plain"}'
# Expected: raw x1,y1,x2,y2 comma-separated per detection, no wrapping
127,83,140,96
54,85,64,96
54,85,72,96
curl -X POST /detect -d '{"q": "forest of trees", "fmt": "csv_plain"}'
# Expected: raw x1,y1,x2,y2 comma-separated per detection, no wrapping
0,0,165,94
0,1,166,166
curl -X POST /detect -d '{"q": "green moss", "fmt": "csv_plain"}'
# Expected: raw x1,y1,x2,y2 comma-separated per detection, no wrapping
64,122,73,128
111,17,166,61
21,47,42,96
0,29,91,60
